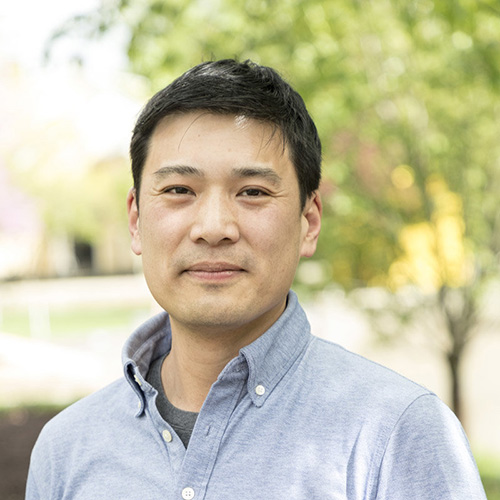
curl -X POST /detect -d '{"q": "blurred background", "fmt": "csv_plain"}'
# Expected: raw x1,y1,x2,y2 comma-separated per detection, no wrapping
1,0,499,497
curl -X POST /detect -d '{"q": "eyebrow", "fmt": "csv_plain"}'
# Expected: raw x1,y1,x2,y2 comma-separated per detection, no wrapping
231,167,283,187
153,165,283,187
153,165,204,178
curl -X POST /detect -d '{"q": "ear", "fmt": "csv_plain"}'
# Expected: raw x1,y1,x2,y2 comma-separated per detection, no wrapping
300,190,322,258
127,188,142,256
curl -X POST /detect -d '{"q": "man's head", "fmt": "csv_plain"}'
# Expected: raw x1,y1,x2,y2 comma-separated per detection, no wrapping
130,59,321,210
127,60,323,341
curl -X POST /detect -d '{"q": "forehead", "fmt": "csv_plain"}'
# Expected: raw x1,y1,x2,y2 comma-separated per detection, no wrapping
142,111,303,207
148,111,287,160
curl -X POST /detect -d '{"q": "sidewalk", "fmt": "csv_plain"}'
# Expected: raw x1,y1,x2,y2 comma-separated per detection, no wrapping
0,274,155,406
0,330,125,407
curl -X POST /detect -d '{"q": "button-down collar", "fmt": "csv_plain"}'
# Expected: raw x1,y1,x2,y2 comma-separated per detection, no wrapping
122,291,311,413
239,292,311,407
122,313,172,416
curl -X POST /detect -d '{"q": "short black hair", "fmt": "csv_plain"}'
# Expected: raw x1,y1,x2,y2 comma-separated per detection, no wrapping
130,59,321,209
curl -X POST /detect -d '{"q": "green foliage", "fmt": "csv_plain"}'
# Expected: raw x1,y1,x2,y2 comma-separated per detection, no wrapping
52,0,500,416
51,0,500,294
64,0,499,290
14,155,131,246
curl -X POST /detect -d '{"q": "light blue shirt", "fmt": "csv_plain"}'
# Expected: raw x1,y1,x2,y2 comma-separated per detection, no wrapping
26,292,486,499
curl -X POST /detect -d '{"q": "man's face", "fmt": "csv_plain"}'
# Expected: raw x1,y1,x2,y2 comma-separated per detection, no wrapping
127,111,321,339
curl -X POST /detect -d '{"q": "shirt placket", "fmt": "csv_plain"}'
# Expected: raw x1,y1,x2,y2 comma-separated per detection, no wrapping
174,361,247,500
141,384,188,481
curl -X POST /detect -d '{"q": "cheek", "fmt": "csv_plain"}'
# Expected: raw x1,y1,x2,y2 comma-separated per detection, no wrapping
243,211,302,264
141,210,186,249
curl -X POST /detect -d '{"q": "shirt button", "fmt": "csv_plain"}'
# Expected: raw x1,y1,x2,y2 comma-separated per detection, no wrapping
162,430,173,443
182,487,195,499
255,384,266,396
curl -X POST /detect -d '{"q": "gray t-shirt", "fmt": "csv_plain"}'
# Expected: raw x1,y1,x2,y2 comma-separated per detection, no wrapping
146,353,198,448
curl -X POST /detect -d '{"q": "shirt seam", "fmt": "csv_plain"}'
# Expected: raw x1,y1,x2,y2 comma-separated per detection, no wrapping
370,392,437,499
314,337,431,394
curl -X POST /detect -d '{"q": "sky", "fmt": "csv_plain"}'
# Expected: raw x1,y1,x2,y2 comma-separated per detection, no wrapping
1,0,99,68
0,0,145,272
0,0,144,159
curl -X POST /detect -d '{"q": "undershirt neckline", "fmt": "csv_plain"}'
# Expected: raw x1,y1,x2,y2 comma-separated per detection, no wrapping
146,352,199,448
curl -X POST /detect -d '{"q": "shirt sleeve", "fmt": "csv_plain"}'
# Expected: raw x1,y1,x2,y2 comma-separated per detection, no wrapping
375,393,486,500
25,423,54,500
25,451,42,500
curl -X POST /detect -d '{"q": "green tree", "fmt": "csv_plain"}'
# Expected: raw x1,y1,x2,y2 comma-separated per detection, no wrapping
51,0,500,423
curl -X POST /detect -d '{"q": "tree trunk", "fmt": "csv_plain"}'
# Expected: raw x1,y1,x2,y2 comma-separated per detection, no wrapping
439,286,474,429
446,350,464,426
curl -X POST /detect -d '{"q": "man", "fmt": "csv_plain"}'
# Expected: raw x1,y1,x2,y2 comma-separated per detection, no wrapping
26,59,486,499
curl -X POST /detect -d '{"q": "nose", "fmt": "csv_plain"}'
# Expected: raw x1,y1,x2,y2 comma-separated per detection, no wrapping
189,192,240,246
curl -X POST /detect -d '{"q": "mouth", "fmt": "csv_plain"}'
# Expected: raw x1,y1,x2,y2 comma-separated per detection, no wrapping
183,262,245,282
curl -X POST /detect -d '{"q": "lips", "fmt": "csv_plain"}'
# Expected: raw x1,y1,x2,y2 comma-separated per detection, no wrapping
183,262,245,281
186,262,244,272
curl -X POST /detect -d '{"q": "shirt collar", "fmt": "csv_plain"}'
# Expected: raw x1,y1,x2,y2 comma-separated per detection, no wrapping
238,291,312,407
122,291,312,414
122,313,172,415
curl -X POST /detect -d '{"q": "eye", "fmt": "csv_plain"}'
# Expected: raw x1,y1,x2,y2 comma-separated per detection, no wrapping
239,188,268,197
163,186,193,195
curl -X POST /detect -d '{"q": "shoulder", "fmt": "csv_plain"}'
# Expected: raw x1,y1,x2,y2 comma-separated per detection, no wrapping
377,391,486,497
291,336,443,442
28,377,142,497
33,377,133,455
297,339,485,497
304,336,431,402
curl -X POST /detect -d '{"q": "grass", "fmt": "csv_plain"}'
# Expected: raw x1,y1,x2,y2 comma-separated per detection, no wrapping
0,304,151,338
477,455,500,499
483,477,500,499
0,403,68,417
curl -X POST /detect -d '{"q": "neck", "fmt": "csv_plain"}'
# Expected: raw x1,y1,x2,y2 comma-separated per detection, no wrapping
161,305,286,412
161,332,235,412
